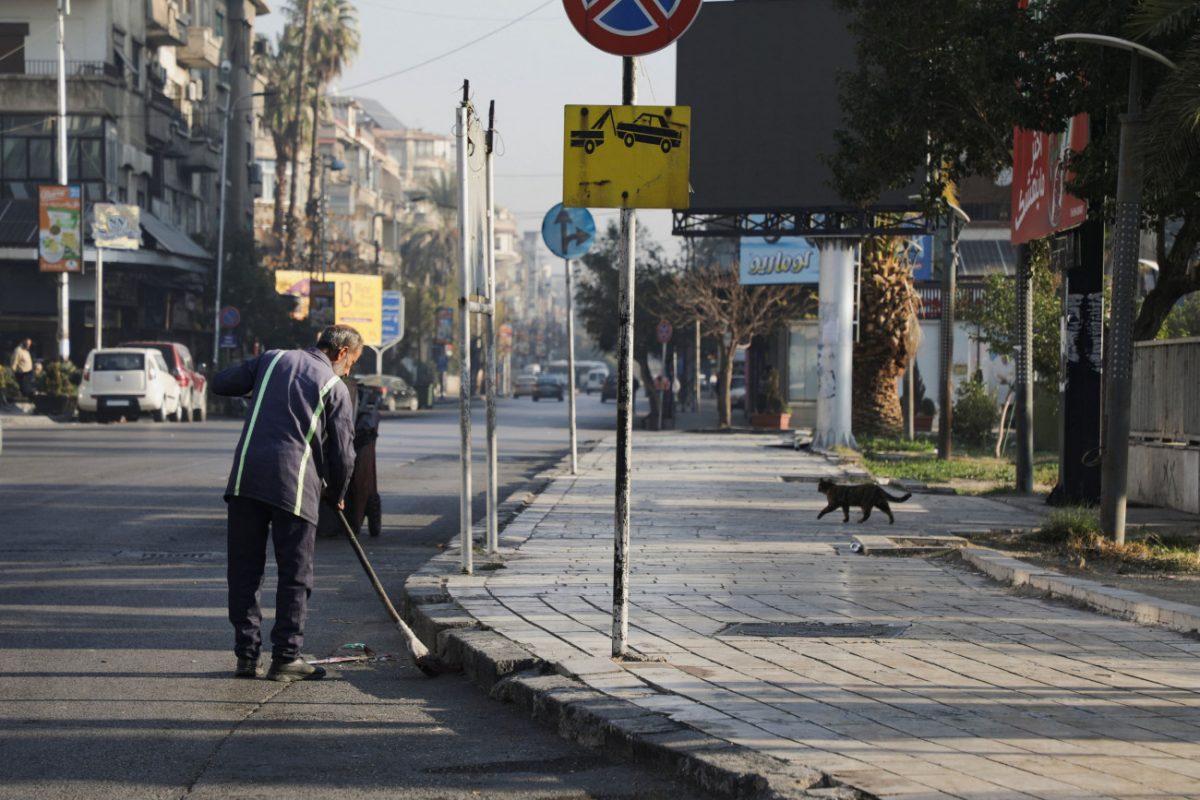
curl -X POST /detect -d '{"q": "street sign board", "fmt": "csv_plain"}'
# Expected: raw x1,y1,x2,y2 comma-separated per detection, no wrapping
219,305,241,329
1011,114,1089,245
92,203,142,250
309,280,336,327
656,319,672,344
541,203,595,259
219,332,238,349
562,0,703,57
435,308,454,345
739,238,820,285
273,270,383,345
563,105,690,209
38,185,82,273
381,290,404,342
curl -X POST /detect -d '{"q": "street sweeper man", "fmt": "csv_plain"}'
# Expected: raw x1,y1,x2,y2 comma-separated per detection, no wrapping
212,324,362,682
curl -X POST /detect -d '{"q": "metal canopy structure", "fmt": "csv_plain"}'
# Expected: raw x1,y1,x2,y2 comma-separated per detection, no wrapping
671,208,933,239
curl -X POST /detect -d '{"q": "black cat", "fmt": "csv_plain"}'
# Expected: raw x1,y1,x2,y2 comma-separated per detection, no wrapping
816,478,911,524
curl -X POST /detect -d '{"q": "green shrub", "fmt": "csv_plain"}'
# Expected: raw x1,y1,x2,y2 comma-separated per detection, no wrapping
37,359,80,398
0,364,18,401
951,377,997,446
763,368,789,414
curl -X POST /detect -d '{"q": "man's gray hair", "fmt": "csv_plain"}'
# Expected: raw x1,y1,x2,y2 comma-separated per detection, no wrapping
317,324,363,352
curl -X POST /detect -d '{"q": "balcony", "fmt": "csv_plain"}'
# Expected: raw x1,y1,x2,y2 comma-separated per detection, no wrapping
146,0,187,47
177,27,222,70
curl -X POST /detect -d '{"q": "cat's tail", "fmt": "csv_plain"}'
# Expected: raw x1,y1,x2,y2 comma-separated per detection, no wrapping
883,490,912,502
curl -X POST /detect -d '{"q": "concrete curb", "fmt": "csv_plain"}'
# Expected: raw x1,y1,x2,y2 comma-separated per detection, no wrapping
961,547,1200,635
399,446,874,800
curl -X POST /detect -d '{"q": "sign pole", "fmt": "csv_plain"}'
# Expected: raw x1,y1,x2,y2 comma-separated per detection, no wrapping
94,248,103,350
613,55,636,659
456,85,473,575
566,258,578,475
485,101,500,554
56,0,70,361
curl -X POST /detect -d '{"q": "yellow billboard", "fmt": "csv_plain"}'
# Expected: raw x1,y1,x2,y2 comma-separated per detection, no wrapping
274,271,383,347
563,105,690,209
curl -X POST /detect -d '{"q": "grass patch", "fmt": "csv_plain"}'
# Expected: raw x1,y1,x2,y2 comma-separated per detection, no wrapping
858,436,936,454
858,445,1058,492
1026,507,1200,573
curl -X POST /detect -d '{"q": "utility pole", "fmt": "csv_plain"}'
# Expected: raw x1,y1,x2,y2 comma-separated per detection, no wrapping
56,0,70,361
612,56,636,658
485,100,500,553
1014,244,1034,492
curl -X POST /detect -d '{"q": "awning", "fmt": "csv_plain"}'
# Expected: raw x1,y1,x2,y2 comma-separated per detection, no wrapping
139,211,211,260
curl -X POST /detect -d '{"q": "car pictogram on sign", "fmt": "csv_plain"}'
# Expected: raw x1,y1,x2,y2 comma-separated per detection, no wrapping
570,108,683,154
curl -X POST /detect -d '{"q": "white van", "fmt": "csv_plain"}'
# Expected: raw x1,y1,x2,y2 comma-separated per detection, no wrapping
584,367,608,394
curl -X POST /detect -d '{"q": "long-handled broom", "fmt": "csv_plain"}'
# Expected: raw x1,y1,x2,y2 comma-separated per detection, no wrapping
331,505,451,677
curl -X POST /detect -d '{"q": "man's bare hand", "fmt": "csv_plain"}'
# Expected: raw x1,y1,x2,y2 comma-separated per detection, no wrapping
337,500,345,510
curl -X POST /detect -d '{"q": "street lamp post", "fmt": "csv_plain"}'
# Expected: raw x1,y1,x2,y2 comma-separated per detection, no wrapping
213,90,273,370
1054,33,1176,544
317,156,345,281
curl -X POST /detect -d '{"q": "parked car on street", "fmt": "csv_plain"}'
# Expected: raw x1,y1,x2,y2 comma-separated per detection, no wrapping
600,373,617,402
533,373,566,402
584,367,609,394
356,373,419,412
121,340,207,421
77,347,183,422
729,374,746,409
513,373,538,398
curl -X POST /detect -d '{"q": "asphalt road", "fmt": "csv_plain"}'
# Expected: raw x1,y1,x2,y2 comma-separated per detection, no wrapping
0,390,711,799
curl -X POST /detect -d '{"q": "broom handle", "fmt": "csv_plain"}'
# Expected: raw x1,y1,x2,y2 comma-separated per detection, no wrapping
335,507,406,628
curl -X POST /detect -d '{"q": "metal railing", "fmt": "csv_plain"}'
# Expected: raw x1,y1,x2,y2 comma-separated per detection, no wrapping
22,60,121,78
1131,337,1200,443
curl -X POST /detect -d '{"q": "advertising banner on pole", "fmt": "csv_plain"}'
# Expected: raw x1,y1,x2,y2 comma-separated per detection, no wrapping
274,270,382,345
309,280,336,327
739,238,820,285
38,185,83,273
435,308,454,344
1011,114,1089,245
92,204,142,250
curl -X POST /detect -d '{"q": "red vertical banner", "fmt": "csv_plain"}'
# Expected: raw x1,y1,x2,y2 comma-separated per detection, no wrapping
1011,114,1089,245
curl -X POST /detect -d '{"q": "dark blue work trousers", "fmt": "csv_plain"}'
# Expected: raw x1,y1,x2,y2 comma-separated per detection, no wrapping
227,496,317,660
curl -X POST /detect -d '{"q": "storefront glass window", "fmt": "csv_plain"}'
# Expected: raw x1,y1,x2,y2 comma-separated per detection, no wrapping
788,323,819,403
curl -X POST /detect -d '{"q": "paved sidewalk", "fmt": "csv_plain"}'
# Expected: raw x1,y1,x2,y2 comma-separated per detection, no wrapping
441,432,1200,800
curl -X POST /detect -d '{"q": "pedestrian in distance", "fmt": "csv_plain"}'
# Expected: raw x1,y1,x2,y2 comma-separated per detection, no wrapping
212,324,362,682
9,337,34,398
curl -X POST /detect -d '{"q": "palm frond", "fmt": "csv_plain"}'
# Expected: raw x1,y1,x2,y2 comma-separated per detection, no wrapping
1127,0,1200,41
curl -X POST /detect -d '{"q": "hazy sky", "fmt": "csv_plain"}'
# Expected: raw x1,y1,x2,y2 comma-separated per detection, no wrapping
257,0,685,257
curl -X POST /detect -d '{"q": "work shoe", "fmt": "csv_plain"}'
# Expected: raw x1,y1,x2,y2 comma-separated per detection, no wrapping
234,656,262,679
265,657,326,682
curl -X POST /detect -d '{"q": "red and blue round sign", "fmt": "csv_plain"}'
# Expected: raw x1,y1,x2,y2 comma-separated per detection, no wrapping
563,0,703,57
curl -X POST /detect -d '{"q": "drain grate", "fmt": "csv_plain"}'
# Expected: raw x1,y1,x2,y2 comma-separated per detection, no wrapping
719,621,909,639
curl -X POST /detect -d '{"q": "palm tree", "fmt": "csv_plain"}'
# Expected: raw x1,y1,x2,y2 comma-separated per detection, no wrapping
283,0,315,271
254,35,309,244
304,0,360,270
851,237,922,438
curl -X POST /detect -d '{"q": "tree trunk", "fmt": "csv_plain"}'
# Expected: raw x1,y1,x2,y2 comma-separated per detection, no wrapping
284,0,315,271
718,342,735,429
1133,277,1198,341
852,238,920,438
307,87,322,274
271,139,289,240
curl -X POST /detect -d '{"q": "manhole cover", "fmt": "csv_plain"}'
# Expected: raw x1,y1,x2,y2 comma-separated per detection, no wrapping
718,621,909,639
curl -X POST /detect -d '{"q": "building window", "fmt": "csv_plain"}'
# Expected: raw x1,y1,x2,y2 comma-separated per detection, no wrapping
787,323,819,403
0,23,29,75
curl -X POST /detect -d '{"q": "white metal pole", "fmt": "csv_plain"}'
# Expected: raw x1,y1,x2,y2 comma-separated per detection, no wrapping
56,0,70,361
612,56,636,659
566,258,578,475
485,101,499,554
213,93,232,370
94,248,103,350
456,91,473,575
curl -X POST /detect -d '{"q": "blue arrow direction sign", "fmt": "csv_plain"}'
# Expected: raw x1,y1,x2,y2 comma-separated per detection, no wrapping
381,291,404,342
542,203,596,260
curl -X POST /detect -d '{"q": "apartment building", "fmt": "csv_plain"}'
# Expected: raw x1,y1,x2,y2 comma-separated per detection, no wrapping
0,0,268,364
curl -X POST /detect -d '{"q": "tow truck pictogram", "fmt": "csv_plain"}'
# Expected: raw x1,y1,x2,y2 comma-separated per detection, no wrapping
570,108,683,154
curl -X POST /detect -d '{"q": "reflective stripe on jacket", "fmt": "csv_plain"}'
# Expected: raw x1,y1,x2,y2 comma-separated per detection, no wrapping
212,347,356,524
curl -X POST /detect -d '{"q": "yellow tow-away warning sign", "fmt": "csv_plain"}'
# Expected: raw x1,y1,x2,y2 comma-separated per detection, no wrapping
563,105,690,210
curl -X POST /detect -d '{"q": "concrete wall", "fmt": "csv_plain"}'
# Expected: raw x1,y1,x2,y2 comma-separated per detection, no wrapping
1129,443,1200,514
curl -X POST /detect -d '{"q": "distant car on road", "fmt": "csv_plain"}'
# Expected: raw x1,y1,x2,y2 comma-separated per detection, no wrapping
356,374,419,412
533,373,565,402
729,374,746,409
513,373,538,398
121,340,207,421
77,347,183,422
584,367,608,394
600,373,617,403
